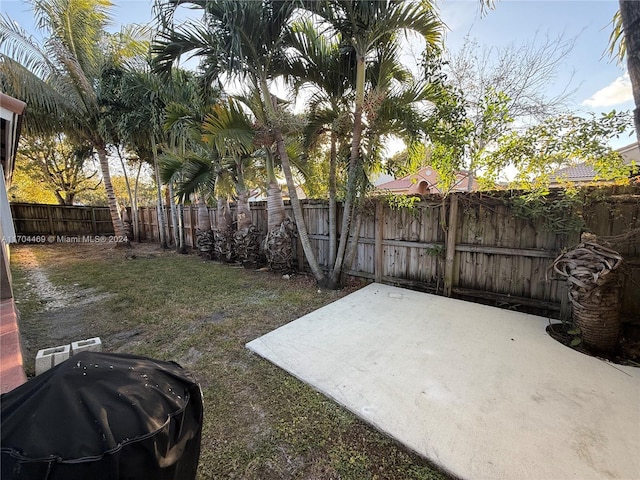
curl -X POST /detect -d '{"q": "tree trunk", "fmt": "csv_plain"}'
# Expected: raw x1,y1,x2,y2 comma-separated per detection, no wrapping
152,139,168,249
54,191,66,206
197,195,212,231
177,201,187,254
131,160,142,241
328,130,337,267
217,197,232,231
116,146,134,214
274,130,326,282
330,55,366,287
620,0,640,141
168,182,179,247
341,209,363,285
265,149,286,231
236,189,252,230
258,76,325,283
116,146,135,240
267,181,286,231
214,197,234,262
96,144,127,239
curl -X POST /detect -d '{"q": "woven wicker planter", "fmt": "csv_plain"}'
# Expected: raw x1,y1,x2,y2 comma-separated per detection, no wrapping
569,270,622,352
552,242,624,354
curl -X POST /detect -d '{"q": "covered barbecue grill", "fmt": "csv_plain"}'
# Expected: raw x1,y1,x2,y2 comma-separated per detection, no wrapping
1,351,203,480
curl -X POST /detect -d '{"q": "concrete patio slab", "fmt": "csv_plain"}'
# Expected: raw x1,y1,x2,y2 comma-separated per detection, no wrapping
247,283,640,480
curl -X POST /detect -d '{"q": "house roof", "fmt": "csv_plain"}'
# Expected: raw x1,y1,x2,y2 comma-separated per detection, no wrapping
549,142,639,185
377,177,414,190
376,166,477,194
550,163,597,181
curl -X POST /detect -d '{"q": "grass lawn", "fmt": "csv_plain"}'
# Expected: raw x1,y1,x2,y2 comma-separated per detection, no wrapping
10,243,448,480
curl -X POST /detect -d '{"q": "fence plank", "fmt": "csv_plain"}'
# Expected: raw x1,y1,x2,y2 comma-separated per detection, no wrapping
444,194,459,297
375,201,383,283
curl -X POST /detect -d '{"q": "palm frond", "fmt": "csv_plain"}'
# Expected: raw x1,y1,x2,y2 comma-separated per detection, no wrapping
0,14,59,79
607,9,625,63
201,100,256,157
33,0,112,76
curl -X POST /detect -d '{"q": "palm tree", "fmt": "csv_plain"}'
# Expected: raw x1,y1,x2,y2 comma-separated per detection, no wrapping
99,65,173,248
287,19,355,268
303,0,443,286
0,0,146,240
153,0,328,282
201,100,263,266
617,1,640,140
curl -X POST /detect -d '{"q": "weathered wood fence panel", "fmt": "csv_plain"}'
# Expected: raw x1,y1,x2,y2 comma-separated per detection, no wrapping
582,193,640,323
10,203,113,236
449,197,580,316
10,186,639,330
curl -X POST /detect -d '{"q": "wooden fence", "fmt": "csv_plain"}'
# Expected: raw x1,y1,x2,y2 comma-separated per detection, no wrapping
10,203,114,237
11,186,640,333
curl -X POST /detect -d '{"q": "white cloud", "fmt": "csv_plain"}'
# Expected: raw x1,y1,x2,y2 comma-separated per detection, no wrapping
582,73,633,107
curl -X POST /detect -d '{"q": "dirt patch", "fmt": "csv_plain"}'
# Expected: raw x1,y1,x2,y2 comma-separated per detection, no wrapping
15,248,117,375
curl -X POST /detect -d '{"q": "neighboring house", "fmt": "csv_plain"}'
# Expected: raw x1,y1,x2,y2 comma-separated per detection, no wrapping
375,166,478,195
1,92,27,393
549,142,639,187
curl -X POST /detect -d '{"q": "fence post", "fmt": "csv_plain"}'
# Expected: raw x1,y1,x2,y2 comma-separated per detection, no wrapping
375,200,384,283
190,206,197,248
47,205,55,235
296,202,305,270
91,208,97,235
444,194,459,297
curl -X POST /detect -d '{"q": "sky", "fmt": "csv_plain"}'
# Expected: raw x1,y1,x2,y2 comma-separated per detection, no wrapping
1,0,635,150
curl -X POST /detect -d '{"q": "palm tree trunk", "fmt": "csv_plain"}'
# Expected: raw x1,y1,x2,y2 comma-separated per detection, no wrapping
274,130,326,281
115,145,135,240
116,146,134,214
168,182,179,246
214,196,234,262
96,144,127,239
328,130,337,267
236,189,252,230
131,160,142,241
330,56,366,287
197,195,212,231
620,0,640,140
217,197,232,231
152,138,168,248
177,201,187,254
258,76,325,282
267,181,286,230
266,149,286,230
342,209,363,284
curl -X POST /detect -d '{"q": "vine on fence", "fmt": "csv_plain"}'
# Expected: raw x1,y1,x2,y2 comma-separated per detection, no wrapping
507,189,585,234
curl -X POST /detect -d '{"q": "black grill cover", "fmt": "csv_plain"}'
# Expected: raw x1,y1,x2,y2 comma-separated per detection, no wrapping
1,351,203,480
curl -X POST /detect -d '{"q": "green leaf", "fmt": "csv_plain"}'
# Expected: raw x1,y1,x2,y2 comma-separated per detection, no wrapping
567,327,581,335
570,337,582,347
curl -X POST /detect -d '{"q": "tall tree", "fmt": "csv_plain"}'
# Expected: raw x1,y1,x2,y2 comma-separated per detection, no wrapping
288,19,354,268
0,0,146,240
485,111,633,188
445,34,576,188
153,0,328,281
15,133,100,205
306,0,442,287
